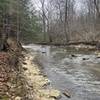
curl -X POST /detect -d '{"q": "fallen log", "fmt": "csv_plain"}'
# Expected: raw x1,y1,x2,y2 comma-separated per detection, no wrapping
35,41,98,46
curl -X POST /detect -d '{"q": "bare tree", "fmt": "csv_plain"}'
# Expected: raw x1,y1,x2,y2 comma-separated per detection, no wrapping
39,0,46,41
94,0,100,18
33,0,100,43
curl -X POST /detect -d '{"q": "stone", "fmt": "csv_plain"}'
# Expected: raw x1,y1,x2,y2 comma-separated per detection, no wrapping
15,96,21,100
37,89,61,99
63,91,71,98
71,54,77,57
82,58,89,60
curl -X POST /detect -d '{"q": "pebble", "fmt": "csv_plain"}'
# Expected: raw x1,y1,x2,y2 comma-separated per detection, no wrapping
15,96,21,100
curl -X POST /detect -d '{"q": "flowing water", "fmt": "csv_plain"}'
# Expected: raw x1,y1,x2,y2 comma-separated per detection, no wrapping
24,44,100,100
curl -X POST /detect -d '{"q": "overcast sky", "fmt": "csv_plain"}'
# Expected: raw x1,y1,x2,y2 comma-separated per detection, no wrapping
31,0,87,14
31,0,41,10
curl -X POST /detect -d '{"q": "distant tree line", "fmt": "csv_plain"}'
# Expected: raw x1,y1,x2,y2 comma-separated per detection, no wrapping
35,0,100,44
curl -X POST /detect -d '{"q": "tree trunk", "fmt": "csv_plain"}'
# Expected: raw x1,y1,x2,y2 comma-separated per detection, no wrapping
64,0,69,43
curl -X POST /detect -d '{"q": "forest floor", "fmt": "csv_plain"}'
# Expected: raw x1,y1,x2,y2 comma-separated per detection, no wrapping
0,51,26,100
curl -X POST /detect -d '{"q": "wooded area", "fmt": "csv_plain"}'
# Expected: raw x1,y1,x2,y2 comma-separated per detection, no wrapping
36,0,100,43
0,0,41,48
0,0,100,46
0,1,100,99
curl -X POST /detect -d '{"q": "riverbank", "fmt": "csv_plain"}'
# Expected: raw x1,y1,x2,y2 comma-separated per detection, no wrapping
21,51,60,100
0,50,60,100
26,43,98,53
1,41,100,100
0,37,61,100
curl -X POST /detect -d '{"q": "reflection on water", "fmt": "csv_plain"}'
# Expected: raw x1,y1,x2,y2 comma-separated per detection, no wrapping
24,44,100,100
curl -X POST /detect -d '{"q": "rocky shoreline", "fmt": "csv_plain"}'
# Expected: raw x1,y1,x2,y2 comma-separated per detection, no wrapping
0,51,60,100
21,51,61,100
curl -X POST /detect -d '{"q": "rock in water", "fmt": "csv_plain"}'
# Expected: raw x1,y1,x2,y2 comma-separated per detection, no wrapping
63,90,71,98
71,54,77,57
82,58,89,60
